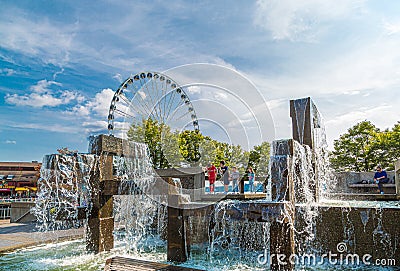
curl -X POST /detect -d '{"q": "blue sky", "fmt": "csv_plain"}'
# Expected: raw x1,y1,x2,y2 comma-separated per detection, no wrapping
1,0,400,161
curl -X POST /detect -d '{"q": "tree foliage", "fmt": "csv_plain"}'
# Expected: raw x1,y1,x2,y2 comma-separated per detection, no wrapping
248,142,271,176
330,120,400,171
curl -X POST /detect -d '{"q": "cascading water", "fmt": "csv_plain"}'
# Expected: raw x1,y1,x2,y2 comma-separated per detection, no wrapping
207,200,270,268
113,142,167,254
32,154,97,232
311,103,337,201
292,141,320,255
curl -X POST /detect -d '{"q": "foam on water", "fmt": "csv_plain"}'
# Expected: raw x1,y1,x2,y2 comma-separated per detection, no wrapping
0,239,395,271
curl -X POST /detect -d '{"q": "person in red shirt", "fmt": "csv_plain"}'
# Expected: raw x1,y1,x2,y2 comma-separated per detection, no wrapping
207,163,217,193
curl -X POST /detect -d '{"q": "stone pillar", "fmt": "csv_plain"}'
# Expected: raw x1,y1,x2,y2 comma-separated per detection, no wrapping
395,159,400,199
270,139,295,202
290,97,322,202
193,172,205,201
269,139,295,271
86,135,123,253
270,219,295,271
167,194,189,262
240,178,245,194
290,97,314,149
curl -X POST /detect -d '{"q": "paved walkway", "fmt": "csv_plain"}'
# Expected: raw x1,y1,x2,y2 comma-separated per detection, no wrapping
0,219,84,253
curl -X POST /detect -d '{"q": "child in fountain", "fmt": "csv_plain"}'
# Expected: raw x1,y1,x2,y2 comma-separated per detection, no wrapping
230,167,240,193
220,161,230,194
207,163,217,194
374,165,389,195
248,167,255,193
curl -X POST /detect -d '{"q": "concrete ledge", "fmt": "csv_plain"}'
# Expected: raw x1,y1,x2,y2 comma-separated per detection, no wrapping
104,256,205,271
348,183,395,188
0,222,84,253
10,202,36,223
329,193,399,201
200,193,267,201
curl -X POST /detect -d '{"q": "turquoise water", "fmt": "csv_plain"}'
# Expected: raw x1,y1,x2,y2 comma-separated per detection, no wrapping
0,239,397,271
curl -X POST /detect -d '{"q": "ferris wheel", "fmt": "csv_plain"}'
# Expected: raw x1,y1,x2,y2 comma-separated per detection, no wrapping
107,72,199,136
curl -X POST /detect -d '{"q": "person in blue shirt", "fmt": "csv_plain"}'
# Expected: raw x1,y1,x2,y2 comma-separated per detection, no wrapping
248,167,255,193
374,165,389,194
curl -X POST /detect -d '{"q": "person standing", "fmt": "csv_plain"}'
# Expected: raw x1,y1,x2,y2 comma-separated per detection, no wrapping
207,163,217,194
248,167,255,193
230,167,240,193
220,161,230,194
374,165,389,195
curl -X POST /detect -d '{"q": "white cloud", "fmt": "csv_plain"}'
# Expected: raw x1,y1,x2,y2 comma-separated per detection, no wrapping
113,73,123,82
30,79,61,93
383,20,400,36
85,88,115,117
254,0,365,41
82,120,108,133
52,68,65,80
0,68,16,76
0,10,75,66
6,92,64,107
5,140,16,144
68,88,119,118
5,79,83,108
10,123,78,133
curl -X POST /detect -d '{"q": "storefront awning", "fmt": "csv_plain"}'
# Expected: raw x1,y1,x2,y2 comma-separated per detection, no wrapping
15,187,29,191
28,187,37,191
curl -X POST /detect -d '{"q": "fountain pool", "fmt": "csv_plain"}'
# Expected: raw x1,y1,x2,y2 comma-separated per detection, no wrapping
0,238,397,271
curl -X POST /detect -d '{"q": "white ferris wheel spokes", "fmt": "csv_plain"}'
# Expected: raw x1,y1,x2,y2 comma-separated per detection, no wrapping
107,72,199,137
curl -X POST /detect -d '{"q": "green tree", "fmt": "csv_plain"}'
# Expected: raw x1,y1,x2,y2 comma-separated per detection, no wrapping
127,119,273,173
248,142,271,176
127,119,174,169
178,130,203,165
198,137,218,166
329,120,398,171
376,122,400,170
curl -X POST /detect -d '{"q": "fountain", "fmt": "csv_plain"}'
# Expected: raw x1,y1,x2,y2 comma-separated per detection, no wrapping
22,97,400,271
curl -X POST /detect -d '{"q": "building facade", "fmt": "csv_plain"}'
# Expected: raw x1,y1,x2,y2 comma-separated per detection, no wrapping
0,161,41,198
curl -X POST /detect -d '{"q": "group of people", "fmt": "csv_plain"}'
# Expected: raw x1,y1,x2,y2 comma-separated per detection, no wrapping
205,163,391,195
206,161,256,194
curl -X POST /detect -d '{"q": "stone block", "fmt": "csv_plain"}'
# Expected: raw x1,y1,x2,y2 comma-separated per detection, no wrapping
304,206,400,261
99,217,114,252
99,195,113,218
167,206,189,262
290,97,313,149
89,135,123,156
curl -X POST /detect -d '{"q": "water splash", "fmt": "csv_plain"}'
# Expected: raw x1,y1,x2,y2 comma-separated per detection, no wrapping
360,210,370,233
32,154,97,232
113,142,167,254
207,200,270,267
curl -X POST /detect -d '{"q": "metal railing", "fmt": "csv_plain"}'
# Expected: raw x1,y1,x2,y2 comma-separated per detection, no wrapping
0,206,11,219
0,198,35,204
